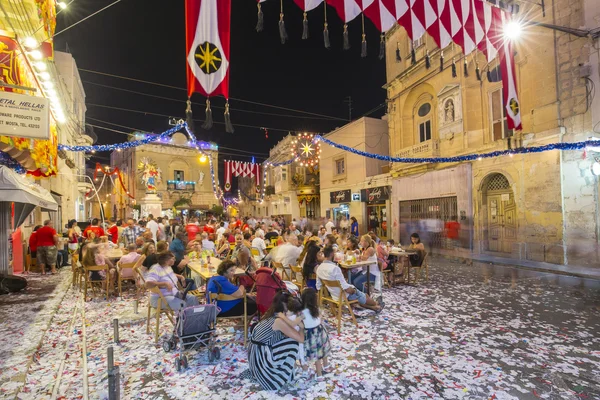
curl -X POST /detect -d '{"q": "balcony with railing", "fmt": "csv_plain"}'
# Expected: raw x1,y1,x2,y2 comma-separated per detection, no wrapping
167,180,196,191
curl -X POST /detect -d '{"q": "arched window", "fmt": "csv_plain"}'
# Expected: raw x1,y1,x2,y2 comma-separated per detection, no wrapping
416,101,432,143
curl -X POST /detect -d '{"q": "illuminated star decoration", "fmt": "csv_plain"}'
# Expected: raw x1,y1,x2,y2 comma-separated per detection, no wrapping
291,132,320,167
195,42,222,74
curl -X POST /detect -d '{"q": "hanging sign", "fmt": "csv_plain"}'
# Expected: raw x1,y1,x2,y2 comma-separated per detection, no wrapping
330,189,351,204
0,92,49,140
361,186,390,204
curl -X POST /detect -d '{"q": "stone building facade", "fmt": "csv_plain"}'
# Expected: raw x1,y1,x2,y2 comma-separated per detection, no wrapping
384,0,600,266
319,117,391,238
110,132,219,219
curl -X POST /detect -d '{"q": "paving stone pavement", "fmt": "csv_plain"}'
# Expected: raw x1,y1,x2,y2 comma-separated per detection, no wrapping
1,258,599,399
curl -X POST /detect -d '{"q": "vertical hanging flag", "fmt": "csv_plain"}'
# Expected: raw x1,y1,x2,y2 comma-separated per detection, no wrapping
224,160,232,192
254,163,261,193
185,0,234,132
499,12,522,130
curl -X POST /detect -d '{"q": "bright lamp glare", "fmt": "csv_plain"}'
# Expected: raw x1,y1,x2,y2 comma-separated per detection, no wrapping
504,21,523,39
29,50,43,60
23,37,38,49
592,162,600,176
58,1,68,9
199,155,207,163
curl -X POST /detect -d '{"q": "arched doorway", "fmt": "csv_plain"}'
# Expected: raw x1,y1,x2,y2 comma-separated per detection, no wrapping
481,173,517,254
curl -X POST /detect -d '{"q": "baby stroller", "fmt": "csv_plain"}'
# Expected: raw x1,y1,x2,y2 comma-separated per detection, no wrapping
163,302,221,372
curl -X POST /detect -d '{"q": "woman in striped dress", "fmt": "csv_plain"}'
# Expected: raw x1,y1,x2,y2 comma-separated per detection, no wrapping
241,291,304,390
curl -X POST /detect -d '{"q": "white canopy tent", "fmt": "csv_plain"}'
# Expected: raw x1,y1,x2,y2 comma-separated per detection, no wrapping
0,166,58,275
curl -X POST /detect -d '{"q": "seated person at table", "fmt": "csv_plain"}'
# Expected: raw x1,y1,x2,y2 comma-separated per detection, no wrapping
273,234,303,271
353,234,381,292
169,232,187,261
207,260,257,317
316,246,383,313
251,231,267,259
216,232,231,258
145,252,199,310
135,237,145,252
142,241,168,271
407,233,425,267
200,232,217,256
243,232,253,249
118,244,141,279
82,242,117,289
301,239,321,289
140,242,156,263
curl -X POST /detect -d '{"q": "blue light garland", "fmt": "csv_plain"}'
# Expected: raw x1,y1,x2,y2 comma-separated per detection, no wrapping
58,123,217,153
315,135,600,163
0,151,26,174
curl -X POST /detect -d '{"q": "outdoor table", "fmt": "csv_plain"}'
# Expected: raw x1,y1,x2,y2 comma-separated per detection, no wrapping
337,260,374,295
106,248,125,261
188,259,245,281
388,249,417,283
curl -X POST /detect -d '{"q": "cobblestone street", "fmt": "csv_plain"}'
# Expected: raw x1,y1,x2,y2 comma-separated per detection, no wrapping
1,258,599,399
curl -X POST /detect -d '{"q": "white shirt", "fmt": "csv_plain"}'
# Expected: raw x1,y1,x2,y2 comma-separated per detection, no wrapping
256,228,265,238
157,223,166,240
301,308,321,329
251,237,267,257
147,219,159,242
325,221,335,234
316,260,352,301
201,239,216,256
216,226,226,242
339,219,349,229
273,242,302,268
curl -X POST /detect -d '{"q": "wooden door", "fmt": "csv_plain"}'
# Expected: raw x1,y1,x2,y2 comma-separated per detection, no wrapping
487,191,516,253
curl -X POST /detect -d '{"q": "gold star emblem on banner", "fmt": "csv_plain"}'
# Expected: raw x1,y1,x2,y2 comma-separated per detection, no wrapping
509,98,520,116
195,42,222,74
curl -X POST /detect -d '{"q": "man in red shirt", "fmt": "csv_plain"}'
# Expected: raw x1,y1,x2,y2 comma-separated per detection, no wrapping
444,217,461,249
107,218,119,244
36,220,59,274
185,218,200,242
203,219,215,234
83,218,105,239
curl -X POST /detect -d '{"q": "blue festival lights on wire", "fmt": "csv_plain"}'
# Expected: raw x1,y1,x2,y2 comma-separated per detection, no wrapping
314,135,600,163
0,152,26,174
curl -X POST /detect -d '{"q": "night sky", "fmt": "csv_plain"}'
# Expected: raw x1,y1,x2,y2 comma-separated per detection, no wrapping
54,0,386,166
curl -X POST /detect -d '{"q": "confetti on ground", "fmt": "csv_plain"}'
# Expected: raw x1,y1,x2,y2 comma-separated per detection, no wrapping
2,259,600,399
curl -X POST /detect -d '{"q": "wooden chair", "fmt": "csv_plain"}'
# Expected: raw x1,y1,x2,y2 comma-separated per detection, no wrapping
290,265,303,289
271,261,291,281
83,264,110,300
209,292,252,346
318,278,359,334
405,252,429,284
133,255,148,299
117,261,138,297
146,287,176,343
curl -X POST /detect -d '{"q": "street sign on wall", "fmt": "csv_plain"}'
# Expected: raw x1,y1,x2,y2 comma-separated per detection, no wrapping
0,91,49,140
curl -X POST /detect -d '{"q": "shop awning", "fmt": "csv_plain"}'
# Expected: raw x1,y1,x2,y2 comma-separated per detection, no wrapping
0,166,58,211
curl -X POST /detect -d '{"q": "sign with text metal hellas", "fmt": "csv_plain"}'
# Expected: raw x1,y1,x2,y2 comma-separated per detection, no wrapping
361,186,390,203
0,91,49,140
330,189,351,204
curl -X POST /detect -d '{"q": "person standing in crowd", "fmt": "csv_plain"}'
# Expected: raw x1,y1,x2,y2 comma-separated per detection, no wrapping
216,221,226,242
36,220,59,275
339,215,349,233
301,239,321,289
185,218,200,242
350,217,359,237
325,217,335,234
157,217,166,241
107,218,119,244
67,220,80,266
28,225,42,270
146,214,158,243
120,219,144,247
83,218,105,240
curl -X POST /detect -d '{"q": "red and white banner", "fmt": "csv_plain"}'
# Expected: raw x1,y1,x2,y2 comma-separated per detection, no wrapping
224,161,262,193
499,13,522,130
294,0,324,11
185,0,231,98
224,160,232,192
